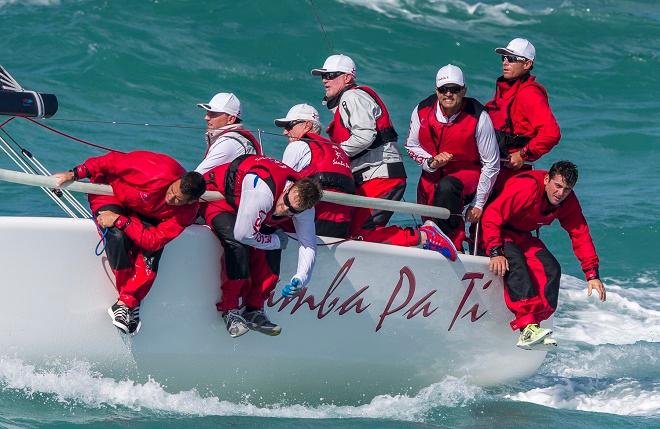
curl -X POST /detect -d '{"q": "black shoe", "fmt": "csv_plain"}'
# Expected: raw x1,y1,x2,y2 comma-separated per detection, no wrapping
221,310,249,338
243,309,281,336
108,301,130,334
128,305,141,335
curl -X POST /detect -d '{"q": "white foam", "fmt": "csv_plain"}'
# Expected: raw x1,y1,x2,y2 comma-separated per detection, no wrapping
336,0,552,28
542,342,660,380
0,357,481,420
508,378,660,417
554,275,660,346
0,0,60,7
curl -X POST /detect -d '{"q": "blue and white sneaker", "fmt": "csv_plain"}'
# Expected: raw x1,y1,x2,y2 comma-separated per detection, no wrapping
419,220,458,261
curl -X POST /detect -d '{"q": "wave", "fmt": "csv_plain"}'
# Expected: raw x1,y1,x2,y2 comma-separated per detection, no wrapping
0,357,481,421
553,275,660,346
507,275,660,418
541,341,660,380
2,275,658,422
336,0,553,28
508,378,660,417
0,0,60,8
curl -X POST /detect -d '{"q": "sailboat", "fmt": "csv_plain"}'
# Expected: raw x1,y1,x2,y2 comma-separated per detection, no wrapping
0,65,547,403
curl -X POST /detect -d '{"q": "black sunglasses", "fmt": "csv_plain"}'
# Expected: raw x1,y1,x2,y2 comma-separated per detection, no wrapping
283,189,303,215
501,55,528,63
320,71,345,80
284,120,305,131
436,85,464,95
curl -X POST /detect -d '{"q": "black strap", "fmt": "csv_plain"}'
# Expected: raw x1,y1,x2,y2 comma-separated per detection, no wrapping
495,131,531,154
311,172,356,194
223,154,251,208
494,75,534,155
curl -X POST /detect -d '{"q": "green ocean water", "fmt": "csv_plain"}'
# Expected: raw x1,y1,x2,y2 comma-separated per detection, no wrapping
0,0,659,427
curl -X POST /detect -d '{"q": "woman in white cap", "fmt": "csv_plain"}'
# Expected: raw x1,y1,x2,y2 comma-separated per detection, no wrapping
485,38,561,194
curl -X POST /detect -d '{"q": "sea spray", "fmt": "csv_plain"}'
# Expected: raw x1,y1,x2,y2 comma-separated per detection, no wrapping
0,356,480,420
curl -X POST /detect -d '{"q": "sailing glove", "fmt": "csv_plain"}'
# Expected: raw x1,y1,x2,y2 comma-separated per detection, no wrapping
281,277,303,298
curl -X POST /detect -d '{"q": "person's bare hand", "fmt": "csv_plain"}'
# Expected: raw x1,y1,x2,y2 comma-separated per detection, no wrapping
506,151,524,170
466,206,482,223
52,171,75,187
489,255,509,277
429,152,453,169
96,210,120,228
587,279,606,302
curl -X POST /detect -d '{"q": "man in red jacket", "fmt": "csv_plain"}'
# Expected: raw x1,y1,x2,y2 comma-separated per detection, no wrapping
482,161,606,350
485,38,561,192
53,151,206,335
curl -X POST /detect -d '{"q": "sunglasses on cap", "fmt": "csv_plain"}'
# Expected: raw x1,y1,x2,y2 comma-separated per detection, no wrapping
320,71,345,80
501,55,528,63
436,85,464,95
284,120,306,131
283,188,303,215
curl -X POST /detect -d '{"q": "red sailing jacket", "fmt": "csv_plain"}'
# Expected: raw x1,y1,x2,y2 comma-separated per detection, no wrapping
75,151,198,252
202,154,301,224
485,75,560,161
203,127,263,158
326,85,398,160
481,170,599,280
417,95,483,175
299,132,355,194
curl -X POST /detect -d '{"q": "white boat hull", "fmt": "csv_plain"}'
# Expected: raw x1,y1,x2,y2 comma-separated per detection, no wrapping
0,217,547,403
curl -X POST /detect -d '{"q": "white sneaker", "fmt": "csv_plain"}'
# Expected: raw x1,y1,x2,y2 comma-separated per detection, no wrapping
516,323,553,350
528,336,558,351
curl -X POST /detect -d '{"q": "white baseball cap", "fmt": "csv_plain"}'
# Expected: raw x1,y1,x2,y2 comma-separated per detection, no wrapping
274,103,321,128
197,92,242,118
495,38,536,61
311,54,357,77
435,64,465,88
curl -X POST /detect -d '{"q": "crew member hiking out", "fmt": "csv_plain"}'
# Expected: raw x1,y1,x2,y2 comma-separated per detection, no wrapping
201,155,323,338
53,151,206,335
482,161,606,350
